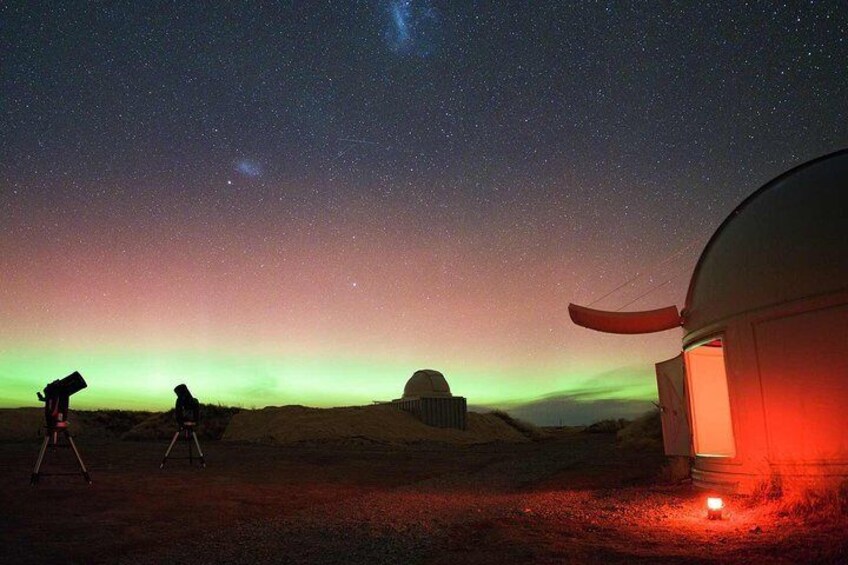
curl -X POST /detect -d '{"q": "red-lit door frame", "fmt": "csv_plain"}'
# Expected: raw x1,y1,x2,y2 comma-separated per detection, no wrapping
683,334,740,461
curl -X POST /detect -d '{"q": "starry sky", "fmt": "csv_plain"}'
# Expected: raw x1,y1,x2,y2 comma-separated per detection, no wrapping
2,2,847,423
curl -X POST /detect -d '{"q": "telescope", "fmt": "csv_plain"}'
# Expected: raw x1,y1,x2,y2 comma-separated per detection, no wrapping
174,384,200,425
37,371,87,428
161,384,206,468
31,371,91,484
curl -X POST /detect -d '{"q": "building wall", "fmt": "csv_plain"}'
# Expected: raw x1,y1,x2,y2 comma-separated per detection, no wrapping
686,290,848,493
753,302,848,463
394,397,467,430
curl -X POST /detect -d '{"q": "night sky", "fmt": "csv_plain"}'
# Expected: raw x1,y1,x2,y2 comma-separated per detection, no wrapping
2,2,847,422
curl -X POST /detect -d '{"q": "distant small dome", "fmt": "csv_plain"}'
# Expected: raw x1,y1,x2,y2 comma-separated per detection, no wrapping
402,369,452,400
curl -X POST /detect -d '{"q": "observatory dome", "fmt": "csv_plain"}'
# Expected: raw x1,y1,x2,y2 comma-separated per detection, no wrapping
683,149,848,334
402,369,452,400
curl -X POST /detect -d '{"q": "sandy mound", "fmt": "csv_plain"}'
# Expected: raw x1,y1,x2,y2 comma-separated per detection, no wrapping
223,404,533,445
123,405,239,441
0,408,153,441
0,408,44,441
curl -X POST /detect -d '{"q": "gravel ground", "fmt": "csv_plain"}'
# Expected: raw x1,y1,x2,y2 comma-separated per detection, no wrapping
2,433,846,564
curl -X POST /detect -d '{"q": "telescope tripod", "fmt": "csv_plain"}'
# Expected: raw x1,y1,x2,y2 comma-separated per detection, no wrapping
31,423,92,485
160,422,205,469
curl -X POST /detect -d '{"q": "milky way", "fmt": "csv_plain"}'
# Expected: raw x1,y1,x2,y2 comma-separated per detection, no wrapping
1,2,846,422
236,160,263,177
384,0,439,56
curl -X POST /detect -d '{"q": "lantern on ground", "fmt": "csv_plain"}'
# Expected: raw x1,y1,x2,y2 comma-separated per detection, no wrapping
707,497,724,520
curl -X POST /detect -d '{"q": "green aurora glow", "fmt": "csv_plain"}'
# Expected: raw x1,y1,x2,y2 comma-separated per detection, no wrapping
0,345,660,412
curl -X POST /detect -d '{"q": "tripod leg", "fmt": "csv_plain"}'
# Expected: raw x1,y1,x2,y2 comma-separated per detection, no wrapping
65,431,92,484
187,429,193,466
31,434,51,485
191,431,206,468
160,431,181,469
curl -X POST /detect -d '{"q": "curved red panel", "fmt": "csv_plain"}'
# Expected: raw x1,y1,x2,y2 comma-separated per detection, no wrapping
568,303,682,334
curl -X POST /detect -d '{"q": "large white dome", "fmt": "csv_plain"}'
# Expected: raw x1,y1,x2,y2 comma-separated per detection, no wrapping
402,369,452,400
683,149,848,334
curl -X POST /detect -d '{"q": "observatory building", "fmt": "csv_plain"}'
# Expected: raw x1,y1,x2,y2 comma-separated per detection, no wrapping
570,149,848,493
393,369,467,430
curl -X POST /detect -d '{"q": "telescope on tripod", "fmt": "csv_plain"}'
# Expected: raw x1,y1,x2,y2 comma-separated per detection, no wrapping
31,371,92,484
160,384,206,469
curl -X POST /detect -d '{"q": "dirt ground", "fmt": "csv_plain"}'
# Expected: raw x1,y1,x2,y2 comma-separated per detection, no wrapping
1,432,845,564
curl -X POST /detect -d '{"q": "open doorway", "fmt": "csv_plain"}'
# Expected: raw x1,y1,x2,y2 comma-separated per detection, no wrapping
684,338,736,458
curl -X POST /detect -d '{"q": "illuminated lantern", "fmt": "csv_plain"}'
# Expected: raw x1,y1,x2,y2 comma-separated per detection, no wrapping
706,497,723,520
570,149,848,494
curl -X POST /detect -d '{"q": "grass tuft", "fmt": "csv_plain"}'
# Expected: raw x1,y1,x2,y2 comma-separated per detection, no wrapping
616,409,663,451
487,410,548,440
584,418,629,434
777,482,848,522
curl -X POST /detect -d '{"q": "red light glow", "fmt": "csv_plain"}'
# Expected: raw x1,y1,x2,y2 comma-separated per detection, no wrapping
707,497,724,520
